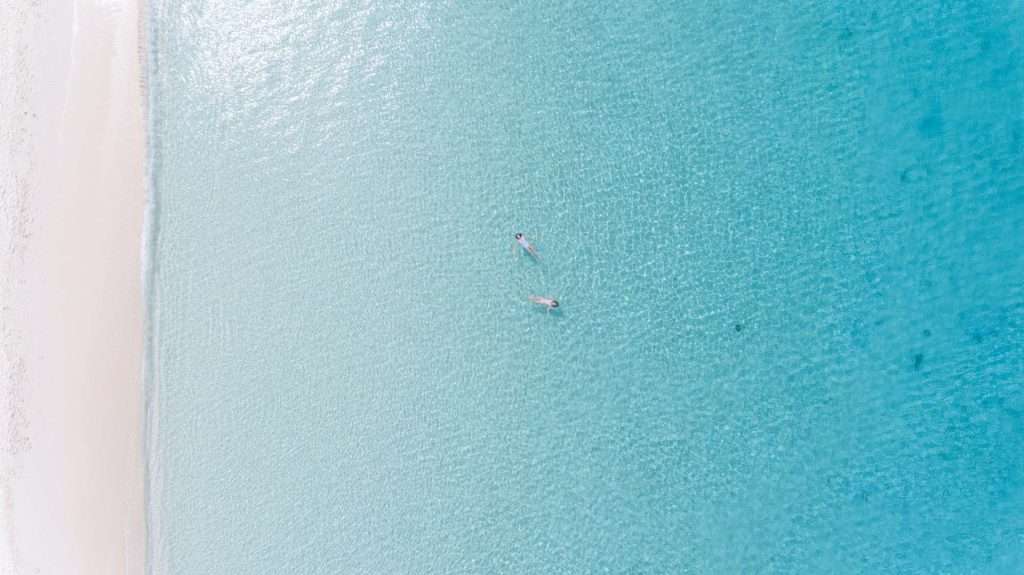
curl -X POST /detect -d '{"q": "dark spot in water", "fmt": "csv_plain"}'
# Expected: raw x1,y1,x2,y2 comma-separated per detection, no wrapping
990,62,1015,88
1011,120,1023,151
854,485,874,504
922,329,932,337
734,323,743,332
959,304,1005,344
900,165,929,183
913,353,924,371
918,114,944,138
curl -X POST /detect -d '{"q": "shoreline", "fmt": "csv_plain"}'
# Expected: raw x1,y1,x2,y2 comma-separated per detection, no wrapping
0,1,147,574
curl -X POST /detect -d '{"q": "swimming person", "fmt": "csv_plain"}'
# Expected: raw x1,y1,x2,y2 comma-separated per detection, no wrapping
514,233,540,259
528,295,559,312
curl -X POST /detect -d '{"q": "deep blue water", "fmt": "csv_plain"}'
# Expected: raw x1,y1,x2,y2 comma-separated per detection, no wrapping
148,2,1024,573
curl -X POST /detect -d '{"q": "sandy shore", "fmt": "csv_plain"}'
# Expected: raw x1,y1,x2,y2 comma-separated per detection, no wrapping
0,1,147,573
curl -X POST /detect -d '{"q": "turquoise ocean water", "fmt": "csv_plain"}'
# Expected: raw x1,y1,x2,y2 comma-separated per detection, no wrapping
147,2,1024,573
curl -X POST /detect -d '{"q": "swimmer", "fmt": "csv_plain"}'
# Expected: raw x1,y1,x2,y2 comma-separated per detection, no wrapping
514,232,540,259
528,295,559,312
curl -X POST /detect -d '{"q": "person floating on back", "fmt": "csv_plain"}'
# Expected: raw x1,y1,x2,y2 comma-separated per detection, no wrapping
514,233,540,259
528,295,559,312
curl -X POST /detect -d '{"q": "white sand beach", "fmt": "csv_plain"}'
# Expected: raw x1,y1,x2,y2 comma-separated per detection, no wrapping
0,1,147,573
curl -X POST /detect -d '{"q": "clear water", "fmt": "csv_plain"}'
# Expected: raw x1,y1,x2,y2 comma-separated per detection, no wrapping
147,2,1024,573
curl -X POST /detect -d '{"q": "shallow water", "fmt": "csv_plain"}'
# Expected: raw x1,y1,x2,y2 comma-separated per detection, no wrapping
148,2,1024,573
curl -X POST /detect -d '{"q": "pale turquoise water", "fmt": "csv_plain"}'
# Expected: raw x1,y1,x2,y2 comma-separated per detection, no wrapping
147,2,1024,573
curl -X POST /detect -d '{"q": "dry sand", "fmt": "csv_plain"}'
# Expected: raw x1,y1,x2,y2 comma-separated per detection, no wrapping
0,1,147,573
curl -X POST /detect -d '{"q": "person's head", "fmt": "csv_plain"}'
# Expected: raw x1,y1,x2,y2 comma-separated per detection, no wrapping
515,233,523,240
551,300,559,308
